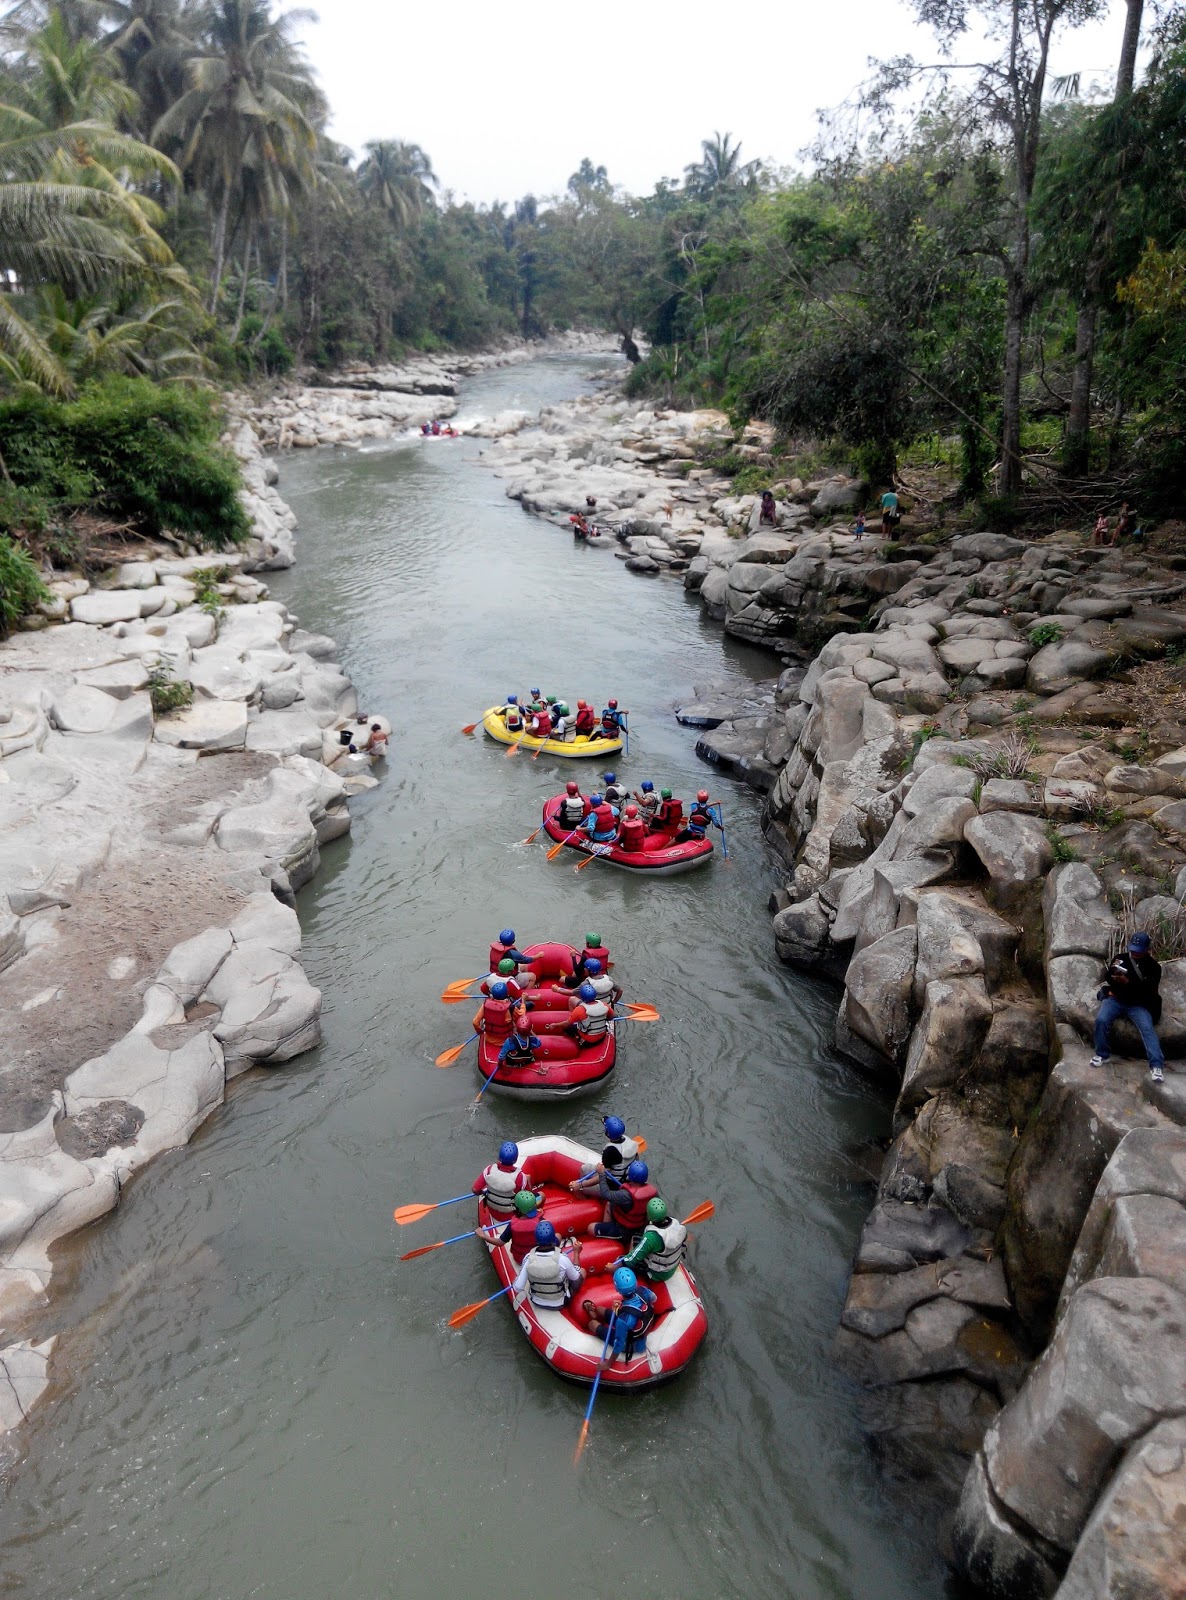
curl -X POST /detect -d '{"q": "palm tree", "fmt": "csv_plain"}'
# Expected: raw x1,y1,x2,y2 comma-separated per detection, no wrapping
683,131,760,200
357,139,438,228
152,0,322,309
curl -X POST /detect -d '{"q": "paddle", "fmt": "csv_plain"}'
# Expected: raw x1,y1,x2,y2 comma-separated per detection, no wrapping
443,976,480,994
574,843,614,872
461,721,479,736
546,829,582,860
682,1200,716,1226
520,826,543,846
504,733,530,758
441,991,478,1004
575,1310,617,1464
472,1056,505,1104
393,1193,473,1226
448,1283,512,1329
435,1032,478,1067
621,1003,660,1021
706,802,729,861
400,1227,480,1262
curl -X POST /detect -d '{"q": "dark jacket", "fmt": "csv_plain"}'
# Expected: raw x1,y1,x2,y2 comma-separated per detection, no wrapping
1101,951,1162,1023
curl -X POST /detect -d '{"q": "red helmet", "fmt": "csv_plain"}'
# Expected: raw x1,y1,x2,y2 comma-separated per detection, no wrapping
577,700,587,709
566,780,579,795
697,790,710,803
625,804,638,818
608,699,618,708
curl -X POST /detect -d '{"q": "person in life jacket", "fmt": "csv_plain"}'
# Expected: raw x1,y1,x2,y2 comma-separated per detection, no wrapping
579,956,621,1006
589,1160,659,1241
480,957,526,999
654,789,684,834
496,1024,541,1071
602,772,627,806
503,694,524,732
673,790,715,845
616,803,647,853
552,702,576,741
559,780,588,829
574,699,597,737
431,420,441,435
512,1220,585,1309
479,1186,548,1261
581,794,618,843
566,980,612,1047
601,1114,640,1166
617,1197,688,1282
530,703,552,738
472,1140,532,1217
633,779,659,821
565,932,612,988
488,930,532,974
583,1266,657,1366
600,699,624,736
481,979,515,1038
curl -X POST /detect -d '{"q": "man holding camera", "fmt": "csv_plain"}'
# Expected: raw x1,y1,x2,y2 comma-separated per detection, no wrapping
1092,931,1165,1083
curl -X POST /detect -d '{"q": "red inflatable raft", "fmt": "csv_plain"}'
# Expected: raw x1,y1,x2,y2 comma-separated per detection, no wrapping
475,941,616,1101
541,796,714,876
476,1134,708,1389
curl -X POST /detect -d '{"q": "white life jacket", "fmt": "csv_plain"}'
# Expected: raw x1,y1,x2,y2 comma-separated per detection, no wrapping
588,973,615,1004
554,715,574,740
606,1135,639,1164
604,783,627,805
483,1162,521,1215
572,998,610,1038
524,1247,568,1307
643,1219,687,1278
560,795,586,826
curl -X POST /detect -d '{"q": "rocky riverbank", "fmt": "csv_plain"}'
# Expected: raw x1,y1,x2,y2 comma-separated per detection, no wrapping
478,390,1186,1596
0,414,378,1436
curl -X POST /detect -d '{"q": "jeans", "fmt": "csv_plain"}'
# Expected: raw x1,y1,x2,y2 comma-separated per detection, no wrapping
1094,998,1164,1070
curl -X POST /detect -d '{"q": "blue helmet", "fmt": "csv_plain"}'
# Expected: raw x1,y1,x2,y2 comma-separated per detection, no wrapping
641,780,654,793
584,958,602,975
499,929,515,946
534,1219,557,1247
491,981,508,999
602,771,617,785
603,1115,625,1140
626,1160,649,1184
498,1140,518,1166
589,793,603,807
530,687,541,697
507,694,518,704
579,981,597,1002
613,1266,637,1295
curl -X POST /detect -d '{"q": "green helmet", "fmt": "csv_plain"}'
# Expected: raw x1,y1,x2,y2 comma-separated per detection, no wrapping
514,1190,538,1216
497,958,516,976
585,932,601,948
545,695,556,705
661,788,673,800
556,702,569,715
646,1197,669,1225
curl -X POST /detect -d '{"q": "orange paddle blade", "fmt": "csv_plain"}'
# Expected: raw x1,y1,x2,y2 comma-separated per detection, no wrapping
574,1419,591,1464
684,1201,716,1226
520,828,542,846
505,743,523,758
461,722,478,736
393,1203,439,1226
448,1298,491,1329
440,993,473,1004
625,1004,660,1021
399,1240,446,1261
545,838,569,860
435,1041,471,1067
574,853,600,872
635,1137,647,1154
444,977,479,993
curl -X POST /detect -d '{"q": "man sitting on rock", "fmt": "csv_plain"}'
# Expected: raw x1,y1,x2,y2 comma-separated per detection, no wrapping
1091,931,1165,1083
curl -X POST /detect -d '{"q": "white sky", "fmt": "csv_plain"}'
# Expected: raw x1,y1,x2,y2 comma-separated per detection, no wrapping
291,0,1140,204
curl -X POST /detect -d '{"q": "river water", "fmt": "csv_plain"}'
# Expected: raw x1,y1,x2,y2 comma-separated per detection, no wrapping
0,357,949,1600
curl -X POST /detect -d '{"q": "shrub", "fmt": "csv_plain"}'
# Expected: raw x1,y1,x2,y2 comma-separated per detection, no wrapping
1029,622,1064,648
146,659,194,715
0,535,50,633
0,378,250,550
1047,826,1078,863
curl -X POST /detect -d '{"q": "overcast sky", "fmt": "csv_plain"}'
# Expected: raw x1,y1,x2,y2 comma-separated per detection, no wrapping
290,0,1139,204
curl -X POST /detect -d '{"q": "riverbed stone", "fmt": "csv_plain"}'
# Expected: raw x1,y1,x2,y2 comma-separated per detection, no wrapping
153,699,248,751
841,926,918,1068
965,811,1053,893
898,977,994,1121
64,1029,224,1165
1026,639,1112,695
70,591,144,626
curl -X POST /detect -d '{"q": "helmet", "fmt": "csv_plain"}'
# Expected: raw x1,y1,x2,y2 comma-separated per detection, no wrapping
531,687,541,697
589,793,602,807
641,780,654,793
497,958,516,976
534,1220,557,1247
608,699,618,709
624,804,638,818
602,772,617,785
499,929,516,946
646,1197,669,1225
546,695,556,705
498,1141,519,1166
507,694,518,704
661,788,672,800
584,958,602,974
566,780,579,796
697,789,709,803
603,1115,625,1140
514,1190,538,1216
578,981,596,1002
585,933,601,949
613,1267,637,1295
626,1160,649,1184
578,700,587,709
491,980,508,999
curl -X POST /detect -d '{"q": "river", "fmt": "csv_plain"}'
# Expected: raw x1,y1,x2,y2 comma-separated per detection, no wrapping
0,356,949,1600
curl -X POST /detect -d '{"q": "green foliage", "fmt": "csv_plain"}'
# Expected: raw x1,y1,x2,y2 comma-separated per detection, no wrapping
0,534,50,632
0,379,249,547
190,565,229,618
1029,622,1065,647
1047,826,1079,864
146,660,195,715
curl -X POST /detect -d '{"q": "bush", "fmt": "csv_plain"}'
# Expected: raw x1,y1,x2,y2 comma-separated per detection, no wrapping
0,378,250,550
1029,622,1065,647
0,534,50,633
146,659,194,715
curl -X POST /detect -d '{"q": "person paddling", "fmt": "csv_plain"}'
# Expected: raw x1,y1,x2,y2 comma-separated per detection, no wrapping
600,699,625,738
602,771,627,806
558,780,589,829
581,793,618,843
513,1221,585,1309
497,1023,542,1073
566,981,612,1048
472,1141,532,1217
583,1267,657,1367
673,790,716,845
615,1197,688,1282
479,1187,548,1261
616,802,647,853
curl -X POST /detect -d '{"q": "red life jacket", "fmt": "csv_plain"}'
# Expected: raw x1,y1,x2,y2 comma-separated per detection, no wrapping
590,802,615,834
532,712,551,736
618,816,647,852
488,943,515,971
614,1182,658,1233
656,799,683,830
581,942,611,974
482,998,512,1036
506,1212,541,1261
575,705,596,733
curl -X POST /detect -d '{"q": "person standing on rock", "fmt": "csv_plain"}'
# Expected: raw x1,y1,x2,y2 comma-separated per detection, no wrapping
1091,931,1165,1084
759,489,778,525
852,512,866,541
880,488,900,537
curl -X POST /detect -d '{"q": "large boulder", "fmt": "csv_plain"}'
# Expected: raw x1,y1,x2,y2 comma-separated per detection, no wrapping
1042,863,1114,961
841,926,918,1068
898,976,994,1121
951,532,1026,563
1026,639,1111,695
1059,1127,1186,1312
965,811,1054,909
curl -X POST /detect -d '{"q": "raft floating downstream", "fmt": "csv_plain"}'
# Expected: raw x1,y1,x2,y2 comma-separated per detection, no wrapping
476,1134,708,1388
475,941,617,1100
541,796,714,876
481,707,623,759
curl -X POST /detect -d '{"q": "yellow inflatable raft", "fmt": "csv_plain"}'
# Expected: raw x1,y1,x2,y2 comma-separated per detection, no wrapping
481,707,623,759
